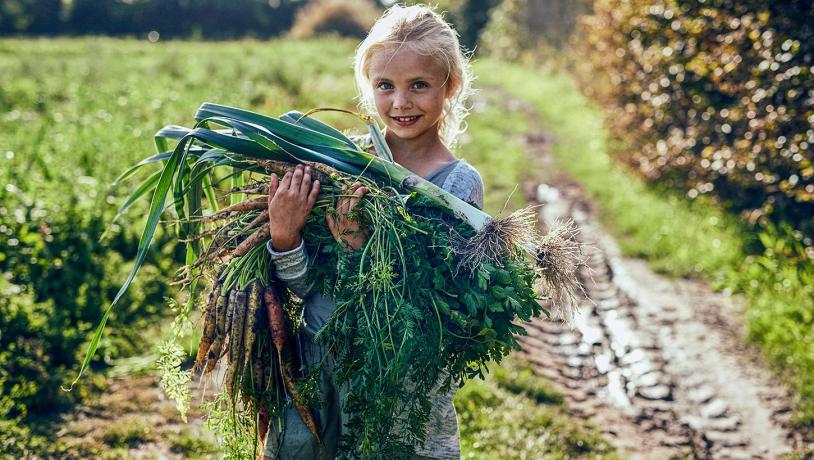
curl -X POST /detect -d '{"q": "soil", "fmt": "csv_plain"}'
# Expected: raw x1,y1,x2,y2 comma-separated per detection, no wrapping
516,121,810,459
52,374,217,460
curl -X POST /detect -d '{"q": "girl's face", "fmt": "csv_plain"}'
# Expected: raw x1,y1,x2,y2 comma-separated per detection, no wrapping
367,46,453,144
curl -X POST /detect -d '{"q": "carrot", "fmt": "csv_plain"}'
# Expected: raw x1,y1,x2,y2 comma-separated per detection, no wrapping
254,159,332,185
226,288,248,396
202,197,267,223
204,291,228,374
257,405,270,456
193,273,224,372
240,209,269,235
243,282,262,370
263,285,321,444
217,211,269,253
182,212,270,276
229,182,269,195
231,223,270,258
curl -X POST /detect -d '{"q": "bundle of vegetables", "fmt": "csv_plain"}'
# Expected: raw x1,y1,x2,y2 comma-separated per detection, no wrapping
76,103,585,458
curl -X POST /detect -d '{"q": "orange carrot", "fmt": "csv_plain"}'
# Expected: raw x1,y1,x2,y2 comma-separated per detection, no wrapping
263,285,321,444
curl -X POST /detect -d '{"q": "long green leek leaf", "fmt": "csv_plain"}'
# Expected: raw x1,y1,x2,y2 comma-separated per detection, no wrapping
200,115,364,176
112,169,161,224
195,103,349,150
186,127,279,160
155,125,192,152
280,110,357,149
113,151,173,186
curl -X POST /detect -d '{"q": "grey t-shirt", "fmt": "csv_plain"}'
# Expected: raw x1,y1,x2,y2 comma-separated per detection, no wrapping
267,156,484,459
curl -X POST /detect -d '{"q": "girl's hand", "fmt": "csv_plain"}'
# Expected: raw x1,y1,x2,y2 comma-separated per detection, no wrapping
267,165,320,251
326,182,369,251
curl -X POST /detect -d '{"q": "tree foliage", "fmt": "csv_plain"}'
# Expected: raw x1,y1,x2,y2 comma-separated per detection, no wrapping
0,0,303,39
576,0,814,256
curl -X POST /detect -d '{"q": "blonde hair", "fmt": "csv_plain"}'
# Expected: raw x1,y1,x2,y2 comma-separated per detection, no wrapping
353,4,475,148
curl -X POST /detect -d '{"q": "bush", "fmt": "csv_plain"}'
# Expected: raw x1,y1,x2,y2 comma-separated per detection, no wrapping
0,193,176,423
289,0,380,39
575,0,814,257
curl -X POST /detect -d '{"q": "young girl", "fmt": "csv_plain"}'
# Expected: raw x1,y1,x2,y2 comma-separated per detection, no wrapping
263,5,482,459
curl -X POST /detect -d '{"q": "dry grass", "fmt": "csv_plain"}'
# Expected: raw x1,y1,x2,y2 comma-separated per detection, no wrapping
452,209,588,325
536,219,587,325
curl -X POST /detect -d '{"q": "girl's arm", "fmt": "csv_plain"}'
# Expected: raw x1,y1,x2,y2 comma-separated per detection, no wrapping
266,165,320,297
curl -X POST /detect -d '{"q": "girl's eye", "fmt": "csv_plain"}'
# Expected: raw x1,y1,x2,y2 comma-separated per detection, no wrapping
411,81,429,90
376,82,393,90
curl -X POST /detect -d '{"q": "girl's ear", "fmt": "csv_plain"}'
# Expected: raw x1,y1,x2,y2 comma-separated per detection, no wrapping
445,77,459,98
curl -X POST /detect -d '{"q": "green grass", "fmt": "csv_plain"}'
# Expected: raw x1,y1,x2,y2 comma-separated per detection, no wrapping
456,88,531,213
455,358,619,459
100,418,156,449
475,59,814,430
168,426,219,457
1,38,615,457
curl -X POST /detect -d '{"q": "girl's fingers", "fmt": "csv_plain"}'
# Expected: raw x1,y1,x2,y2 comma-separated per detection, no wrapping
338,185,349,214
348,186,368,210
280,170,292,191
290,165,304,192
325,213,338,239
268,173,279,197
300,166,313,196
305,180,319,214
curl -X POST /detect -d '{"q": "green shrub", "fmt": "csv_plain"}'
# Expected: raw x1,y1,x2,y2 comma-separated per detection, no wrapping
575,0,814,257
0,195,175,421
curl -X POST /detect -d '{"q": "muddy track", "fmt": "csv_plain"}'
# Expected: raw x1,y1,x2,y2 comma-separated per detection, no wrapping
514,127,805,459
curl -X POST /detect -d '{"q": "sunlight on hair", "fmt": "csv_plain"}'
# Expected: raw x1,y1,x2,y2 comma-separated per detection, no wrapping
353,4,476,148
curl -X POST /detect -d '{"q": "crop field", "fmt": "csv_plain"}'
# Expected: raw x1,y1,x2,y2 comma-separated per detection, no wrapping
0,38,614,457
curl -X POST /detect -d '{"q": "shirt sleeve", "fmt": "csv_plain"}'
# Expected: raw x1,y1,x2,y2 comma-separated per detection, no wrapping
266,238,314,298
442,160,485,209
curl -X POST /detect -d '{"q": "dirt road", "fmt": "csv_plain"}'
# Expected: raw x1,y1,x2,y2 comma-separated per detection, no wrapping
516,128,806,459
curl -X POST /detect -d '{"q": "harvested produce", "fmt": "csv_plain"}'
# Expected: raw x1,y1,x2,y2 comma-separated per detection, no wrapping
80,103,586,458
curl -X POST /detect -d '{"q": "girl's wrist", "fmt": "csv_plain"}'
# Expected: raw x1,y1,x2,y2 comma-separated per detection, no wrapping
270,233,301,252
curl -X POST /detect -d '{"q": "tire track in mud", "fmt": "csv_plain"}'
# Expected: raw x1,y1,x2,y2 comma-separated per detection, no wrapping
512,127,805,459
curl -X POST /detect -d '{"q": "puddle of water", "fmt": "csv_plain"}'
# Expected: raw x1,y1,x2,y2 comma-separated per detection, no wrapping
606,369,632,408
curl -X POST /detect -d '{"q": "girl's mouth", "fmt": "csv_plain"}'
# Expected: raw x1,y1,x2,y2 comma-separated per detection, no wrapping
391,115,420,127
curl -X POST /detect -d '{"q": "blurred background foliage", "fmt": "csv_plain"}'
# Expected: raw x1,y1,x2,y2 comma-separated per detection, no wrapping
288,0,380,39
1,0,813,454
574,0,814,260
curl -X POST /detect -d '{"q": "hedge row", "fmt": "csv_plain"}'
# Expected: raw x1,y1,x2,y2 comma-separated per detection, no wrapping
575,0,814,255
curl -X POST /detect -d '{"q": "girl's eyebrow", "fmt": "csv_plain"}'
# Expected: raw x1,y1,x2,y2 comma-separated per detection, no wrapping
373,75,437,83
408,75,436,82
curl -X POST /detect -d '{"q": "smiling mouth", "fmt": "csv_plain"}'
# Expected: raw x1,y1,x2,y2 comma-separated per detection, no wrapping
391,115,420,123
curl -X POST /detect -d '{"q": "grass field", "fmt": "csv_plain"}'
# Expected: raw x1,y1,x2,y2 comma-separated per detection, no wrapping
1,38,615,457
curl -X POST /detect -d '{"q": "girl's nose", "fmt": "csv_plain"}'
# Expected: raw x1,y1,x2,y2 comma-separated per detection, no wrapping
392,90,412,110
